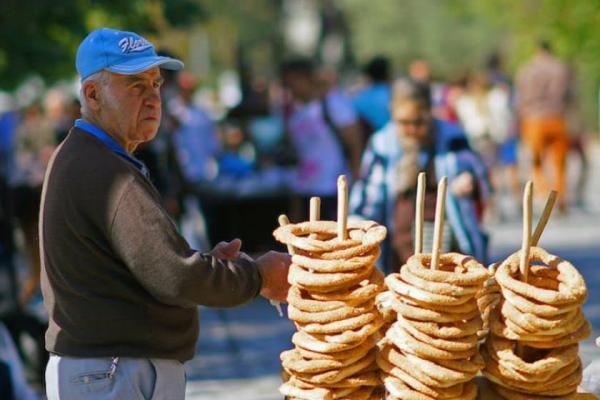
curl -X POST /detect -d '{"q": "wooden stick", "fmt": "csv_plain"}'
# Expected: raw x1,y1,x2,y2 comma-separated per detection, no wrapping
414,172,426,255
309,197,321,239
278,215,295,256
337,175,348,241
516,181,533,358
310,197,321,223
531,190,557,246
431,176,447,270
271,214,296,317
519,181,533,282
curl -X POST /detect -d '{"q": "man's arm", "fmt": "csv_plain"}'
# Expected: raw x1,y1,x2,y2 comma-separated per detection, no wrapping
109,180,288,308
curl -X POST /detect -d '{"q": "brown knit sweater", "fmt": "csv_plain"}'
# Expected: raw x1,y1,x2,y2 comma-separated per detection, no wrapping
40,127,262,362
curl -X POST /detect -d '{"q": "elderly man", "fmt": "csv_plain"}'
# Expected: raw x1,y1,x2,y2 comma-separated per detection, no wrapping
41,28,291,399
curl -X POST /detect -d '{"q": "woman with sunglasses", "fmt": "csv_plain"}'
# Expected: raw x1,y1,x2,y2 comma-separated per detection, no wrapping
349,80,491,274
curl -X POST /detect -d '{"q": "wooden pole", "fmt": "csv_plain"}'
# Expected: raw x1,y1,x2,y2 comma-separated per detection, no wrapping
414,172,426,255
337,175,348,241
309,197,321,239
271,214,296,317
519,181,533,282
431,176,447,270
531,190,557,246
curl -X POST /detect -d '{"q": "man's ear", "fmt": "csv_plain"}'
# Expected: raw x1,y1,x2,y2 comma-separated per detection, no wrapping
82,81,101,111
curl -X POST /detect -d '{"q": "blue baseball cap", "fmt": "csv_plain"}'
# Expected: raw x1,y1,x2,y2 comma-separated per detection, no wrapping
76,28,183,82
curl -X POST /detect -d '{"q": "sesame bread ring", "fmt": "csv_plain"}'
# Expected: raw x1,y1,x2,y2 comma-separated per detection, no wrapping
385,274,473,306
495,247,587,306
288,300,375,324
287,286,371,312
279,381,332,400
383,376,477,400
501,287,580,317
309,268,384,302
405,253,489,286
399,294,479,314
288,371,380,389
296,311,378,334
391,296,479,323
377,345,473,389
483,346,582,396
295,336,375,361
397,316,478,352
281,348,370,375
289,263,375,293
381,348,472,387
292,330,369,354
311,316,384,344
501,299,582,332
273,220,386,255
400,266,480,297
292,247,380,273
376,352,466,398
492,384,577,400
485,335,579,378
294,350,376,385
403,315,482,339
518,320,591,349
386,322,478,360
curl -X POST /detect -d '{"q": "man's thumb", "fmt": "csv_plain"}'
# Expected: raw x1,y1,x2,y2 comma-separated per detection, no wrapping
223,239,242,256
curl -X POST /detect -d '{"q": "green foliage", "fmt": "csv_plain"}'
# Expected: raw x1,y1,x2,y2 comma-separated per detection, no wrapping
0,0,205,90
339,0,600,129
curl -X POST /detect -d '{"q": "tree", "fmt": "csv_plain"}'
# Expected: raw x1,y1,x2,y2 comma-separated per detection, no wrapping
0,0,205,90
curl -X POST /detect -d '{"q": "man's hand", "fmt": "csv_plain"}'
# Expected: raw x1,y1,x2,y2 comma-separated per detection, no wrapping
210,239,243,260
256,251,291,303
450,172,475,197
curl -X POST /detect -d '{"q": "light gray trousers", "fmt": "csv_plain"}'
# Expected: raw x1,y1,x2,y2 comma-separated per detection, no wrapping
45,355,186,399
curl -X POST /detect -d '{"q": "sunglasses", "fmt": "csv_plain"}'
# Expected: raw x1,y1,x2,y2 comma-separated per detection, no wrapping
396,118,428,127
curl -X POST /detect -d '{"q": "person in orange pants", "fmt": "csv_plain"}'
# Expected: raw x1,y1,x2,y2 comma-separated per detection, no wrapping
516,40,572,211
521,115,569,210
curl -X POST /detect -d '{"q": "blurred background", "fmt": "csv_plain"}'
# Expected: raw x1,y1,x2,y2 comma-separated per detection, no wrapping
0,0,599,399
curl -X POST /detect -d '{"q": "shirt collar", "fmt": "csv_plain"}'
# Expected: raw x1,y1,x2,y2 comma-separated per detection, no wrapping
75,119,149,177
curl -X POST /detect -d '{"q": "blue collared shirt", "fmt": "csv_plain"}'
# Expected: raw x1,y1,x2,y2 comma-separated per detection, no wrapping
75,119,149,178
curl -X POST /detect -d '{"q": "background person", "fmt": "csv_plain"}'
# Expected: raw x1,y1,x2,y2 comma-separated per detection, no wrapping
350,80,491,273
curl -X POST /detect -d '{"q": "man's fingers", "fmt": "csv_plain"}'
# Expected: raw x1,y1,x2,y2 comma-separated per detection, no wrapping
218,239,242,258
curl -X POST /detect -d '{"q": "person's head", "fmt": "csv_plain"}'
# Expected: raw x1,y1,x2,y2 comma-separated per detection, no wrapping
466,71,490,95
280,58,317,102
408,59,431,83
391,80,432,143
76,28,183,152
537,39,552,54
177,71,199,103
364,56,390,83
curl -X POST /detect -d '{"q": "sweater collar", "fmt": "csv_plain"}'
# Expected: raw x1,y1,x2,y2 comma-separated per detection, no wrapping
75,119,149,177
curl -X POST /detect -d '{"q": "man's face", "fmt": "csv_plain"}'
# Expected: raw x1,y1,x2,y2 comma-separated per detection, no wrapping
282,72,313,102
392,101,430,143
99,67,163,151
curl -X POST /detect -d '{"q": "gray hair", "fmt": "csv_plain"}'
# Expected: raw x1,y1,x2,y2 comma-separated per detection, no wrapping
391,79,431,110
80,70,110,117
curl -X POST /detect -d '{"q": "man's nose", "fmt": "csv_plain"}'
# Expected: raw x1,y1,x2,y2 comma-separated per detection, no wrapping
145,88,161,108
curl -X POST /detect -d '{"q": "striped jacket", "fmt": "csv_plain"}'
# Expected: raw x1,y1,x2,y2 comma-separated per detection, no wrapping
349,119,491,273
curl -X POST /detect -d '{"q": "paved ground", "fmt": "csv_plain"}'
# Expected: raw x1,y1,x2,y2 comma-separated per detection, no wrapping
184,145,600,399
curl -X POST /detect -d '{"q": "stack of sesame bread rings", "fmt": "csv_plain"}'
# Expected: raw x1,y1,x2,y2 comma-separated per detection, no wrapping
380,252,489,399
482,247,590,399
274,217,387,400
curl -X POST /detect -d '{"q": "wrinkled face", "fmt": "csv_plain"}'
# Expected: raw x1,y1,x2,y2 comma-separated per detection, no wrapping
392,100,430,142
99,68,163,151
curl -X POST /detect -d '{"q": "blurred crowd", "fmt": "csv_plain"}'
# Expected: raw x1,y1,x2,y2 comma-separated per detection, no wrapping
0,40,592,394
